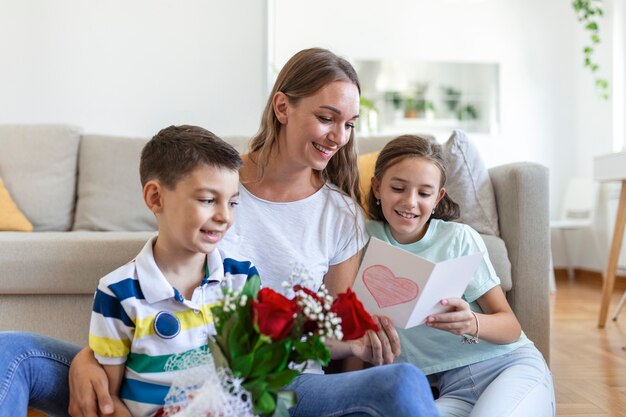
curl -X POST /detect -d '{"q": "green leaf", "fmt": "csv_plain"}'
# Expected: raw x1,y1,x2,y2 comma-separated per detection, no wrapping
265,369,300,390
249,341,290,378
292,337,330,366
228,315,251,358
231,352,254,378
206,336,229,370
254,391,277,415
243,378,269,398
242,274,261,299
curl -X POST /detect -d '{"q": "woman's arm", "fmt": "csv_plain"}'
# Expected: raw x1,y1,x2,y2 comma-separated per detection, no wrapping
323,251,361,296
425,286,522,344
101,364,132,417
68,347,115,417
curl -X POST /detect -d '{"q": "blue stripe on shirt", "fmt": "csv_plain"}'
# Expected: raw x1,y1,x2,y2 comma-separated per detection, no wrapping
108,278,145,301
120,377,170,405
92,290,134,327
223,258,257,279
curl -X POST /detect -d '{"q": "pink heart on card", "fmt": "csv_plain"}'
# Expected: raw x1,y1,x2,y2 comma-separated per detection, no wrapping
362,265,419,308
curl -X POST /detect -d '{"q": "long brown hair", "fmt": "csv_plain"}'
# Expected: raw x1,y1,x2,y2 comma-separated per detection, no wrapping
367,135,460,222
248,47,362,203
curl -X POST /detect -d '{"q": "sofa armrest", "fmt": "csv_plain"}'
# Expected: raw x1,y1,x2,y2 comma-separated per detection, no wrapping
489,162,550,363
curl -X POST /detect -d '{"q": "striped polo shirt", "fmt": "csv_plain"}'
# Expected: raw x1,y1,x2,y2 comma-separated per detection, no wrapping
89,237,258,417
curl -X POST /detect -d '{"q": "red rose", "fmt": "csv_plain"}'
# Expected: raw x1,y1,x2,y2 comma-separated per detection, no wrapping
331,289,379,340
252,288,300,340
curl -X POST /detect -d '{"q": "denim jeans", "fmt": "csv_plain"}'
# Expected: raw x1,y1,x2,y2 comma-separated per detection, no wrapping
0,332,80,417
286,363,440,417
433,344,555,417
0,332,440,417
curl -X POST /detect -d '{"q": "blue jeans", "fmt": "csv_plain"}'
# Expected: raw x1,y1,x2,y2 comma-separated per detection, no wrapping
0,333,439,417
0,332,80,417
286,363,440,417
433,344,555,417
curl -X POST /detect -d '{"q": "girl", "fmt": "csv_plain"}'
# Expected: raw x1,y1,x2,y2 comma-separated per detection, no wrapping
366,135,555,417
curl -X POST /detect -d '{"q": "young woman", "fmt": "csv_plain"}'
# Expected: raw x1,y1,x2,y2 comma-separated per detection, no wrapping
365,134,555,417
0,49,440,417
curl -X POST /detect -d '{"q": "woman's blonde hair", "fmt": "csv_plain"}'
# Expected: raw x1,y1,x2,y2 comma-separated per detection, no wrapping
367,135,460,222
248,47,362,203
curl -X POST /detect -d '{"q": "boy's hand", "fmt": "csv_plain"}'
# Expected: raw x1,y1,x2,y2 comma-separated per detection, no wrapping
68,347,114,417
425,298,476,336
350,316,400,365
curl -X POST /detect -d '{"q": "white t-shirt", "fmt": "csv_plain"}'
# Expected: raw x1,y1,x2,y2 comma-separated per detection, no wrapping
220,182,368,292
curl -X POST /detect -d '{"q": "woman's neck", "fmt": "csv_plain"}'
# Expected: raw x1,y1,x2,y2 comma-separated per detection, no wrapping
240,152,324,202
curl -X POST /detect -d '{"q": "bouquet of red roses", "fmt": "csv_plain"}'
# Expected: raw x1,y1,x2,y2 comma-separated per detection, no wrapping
163,274,378,417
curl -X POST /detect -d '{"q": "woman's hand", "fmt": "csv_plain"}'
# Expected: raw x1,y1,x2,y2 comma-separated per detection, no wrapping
350,315,400,365
68,347,114,417
425,297,476,336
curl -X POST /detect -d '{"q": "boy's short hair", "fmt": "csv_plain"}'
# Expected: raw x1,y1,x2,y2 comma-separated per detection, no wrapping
140,125,242,188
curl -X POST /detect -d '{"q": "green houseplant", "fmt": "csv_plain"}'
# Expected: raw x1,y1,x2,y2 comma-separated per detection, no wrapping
572,0,609,99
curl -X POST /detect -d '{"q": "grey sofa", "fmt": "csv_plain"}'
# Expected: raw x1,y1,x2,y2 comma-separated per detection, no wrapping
0,124,550,362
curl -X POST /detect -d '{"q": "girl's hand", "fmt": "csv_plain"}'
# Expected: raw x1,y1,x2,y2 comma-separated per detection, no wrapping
350,315,400,365
425,298,477,336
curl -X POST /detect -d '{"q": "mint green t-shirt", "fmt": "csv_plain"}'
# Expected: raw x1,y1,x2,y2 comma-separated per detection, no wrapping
366,219,531,375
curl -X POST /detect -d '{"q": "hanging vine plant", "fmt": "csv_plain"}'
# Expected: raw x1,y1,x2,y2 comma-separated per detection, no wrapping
572,0,610,99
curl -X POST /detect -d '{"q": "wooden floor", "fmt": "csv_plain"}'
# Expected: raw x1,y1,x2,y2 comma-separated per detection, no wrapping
552,275,626,416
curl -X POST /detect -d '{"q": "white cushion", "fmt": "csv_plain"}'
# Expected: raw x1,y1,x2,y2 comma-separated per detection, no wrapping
443,130,500,236
0,124,81,231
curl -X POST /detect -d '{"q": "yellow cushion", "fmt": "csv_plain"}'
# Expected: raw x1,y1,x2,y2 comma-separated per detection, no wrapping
27,409,48,417
357,151,380,208
0,178,33,231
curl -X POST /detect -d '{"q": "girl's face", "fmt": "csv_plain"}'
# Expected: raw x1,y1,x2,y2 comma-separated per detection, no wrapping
275,80,359,171
372,157,446,244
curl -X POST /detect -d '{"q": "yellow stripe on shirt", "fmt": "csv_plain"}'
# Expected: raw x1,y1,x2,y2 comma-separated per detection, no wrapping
133,302,219,340
90,334,131,358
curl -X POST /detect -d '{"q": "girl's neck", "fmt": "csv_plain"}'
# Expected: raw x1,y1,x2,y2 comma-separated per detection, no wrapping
241,152,324,202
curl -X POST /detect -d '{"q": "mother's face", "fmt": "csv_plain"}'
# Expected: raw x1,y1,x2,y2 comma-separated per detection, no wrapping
274,80,359,171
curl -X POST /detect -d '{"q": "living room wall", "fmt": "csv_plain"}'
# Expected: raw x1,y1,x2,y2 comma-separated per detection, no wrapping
272,0,617,272
0,0,267,137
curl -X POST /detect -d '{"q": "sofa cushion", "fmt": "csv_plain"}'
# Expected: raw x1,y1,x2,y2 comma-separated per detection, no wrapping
0,231,155,294
0,124,81,231
0,178,33,231
443,130,500,236
73,134,157,231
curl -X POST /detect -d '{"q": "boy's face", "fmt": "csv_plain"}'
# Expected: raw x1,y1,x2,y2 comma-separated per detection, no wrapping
154,164,239,255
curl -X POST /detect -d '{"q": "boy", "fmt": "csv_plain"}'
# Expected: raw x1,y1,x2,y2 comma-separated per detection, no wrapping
88,125,258,417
